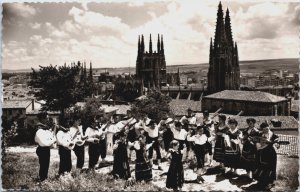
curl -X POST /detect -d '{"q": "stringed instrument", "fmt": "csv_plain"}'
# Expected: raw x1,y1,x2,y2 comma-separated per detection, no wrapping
69,126,87,147
250,136,290,150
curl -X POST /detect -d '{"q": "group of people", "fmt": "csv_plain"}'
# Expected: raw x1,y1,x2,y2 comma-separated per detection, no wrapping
34,108,281,191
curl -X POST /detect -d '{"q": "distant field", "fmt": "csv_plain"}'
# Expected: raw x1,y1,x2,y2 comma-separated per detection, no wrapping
2,58,298,75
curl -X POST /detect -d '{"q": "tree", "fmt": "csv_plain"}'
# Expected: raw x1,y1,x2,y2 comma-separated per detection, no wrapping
131,90,173,123
29,64,91,120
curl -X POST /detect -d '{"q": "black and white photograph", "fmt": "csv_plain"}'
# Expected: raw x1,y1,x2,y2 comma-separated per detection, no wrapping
1,0,299,191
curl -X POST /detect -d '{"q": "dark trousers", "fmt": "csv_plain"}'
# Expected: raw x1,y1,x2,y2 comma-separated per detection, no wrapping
99,139,107,159
147,137,161,160
88,143,100,168
58,146,72,175
194,144,206,168
36,146,50,181
73,145,85,169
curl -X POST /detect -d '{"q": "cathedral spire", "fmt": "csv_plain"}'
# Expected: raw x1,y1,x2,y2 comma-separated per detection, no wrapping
161,35,164,54
157,34,160,53
141,35,145,53
225,8,233,47
149,34,153,53
214,1,227,49
138,35,140,53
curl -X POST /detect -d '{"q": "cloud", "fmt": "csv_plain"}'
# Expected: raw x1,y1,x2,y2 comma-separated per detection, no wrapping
29,22,41,29
8,3,37,18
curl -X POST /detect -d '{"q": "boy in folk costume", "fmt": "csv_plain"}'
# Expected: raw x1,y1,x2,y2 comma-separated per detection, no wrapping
202,110,215,167
106,114,124,153
35,112,56,182
97,117,110,166
143,120,163,170
69,117,87,170
56,119,74,175
85,117,102,170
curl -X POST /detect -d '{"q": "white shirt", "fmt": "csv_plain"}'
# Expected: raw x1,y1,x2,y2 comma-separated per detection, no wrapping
170,124,188,140
187,134,208,145
35,129,56,147
107,122,124,133
56,130,72,148
144,125,159,138
85,127,102,142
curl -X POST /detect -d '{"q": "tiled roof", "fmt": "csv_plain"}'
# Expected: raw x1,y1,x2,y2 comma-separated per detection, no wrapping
196,113,298,129
3,100,32,109
169,99,202,116
204,90,287,103
101,104,130,115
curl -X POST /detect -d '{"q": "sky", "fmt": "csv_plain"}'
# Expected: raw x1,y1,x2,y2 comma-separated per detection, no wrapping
2,0,300,70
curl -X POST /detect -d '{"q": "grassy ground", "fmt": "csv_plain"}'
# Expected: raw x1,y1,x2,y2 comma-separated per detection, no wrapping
2,147,299,191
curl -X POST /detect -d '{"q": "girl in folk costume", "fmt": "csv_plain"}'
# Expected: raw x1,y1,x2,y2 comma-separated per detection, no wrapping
166,140,185,191
223,118,243,174
253,122,280,190
124,110,138,161
69,118,87,169
85,118,102,170
162,117,174,154
35,112,56,182
133,134,153,182
213,114,230,167
56,119,74,175
240,118,260,178
112,130,131,180
187,125,211,175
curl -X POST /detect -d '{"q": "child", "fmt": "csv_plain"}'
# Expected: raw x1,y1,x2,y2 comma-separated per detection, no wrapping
166,140,185,191
133,134,153,182
112,130,131,180
187,125,209,175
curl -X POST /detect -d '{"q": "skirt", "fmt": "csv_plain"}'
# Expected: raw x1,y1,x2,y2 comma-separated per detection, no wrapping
135,159,153,182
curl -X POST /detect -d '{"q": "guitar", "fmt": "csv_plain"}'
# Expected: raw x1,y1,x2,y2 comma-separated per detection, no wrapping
250,136,290,150
69,127,87,147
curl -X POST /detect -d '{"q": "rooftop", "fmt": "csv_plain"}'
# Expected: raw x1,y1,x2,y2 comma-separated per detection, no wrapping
3,100,32,109
204,90,287,103
169,99,201,116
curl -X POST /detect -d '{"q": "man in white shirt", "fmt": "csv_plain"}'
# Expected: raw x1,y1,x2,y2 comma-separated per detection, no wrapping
56,120,74,175
170,121,188,150
34,112,56,182
143,119,163,170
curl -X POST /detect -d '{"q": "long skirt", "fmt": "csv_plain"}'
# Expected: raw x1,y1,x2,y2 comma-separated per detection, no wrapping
135,158,153,182
253,145,277,184
240,141,257,171
223,143,241,169
213,136,226,163
166,158,184,189
113,143,131,180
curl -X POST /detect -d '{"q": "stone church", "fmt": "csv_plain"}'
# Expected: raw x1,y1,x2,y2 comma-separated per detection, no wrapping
136,34,167,90
208,2,240,94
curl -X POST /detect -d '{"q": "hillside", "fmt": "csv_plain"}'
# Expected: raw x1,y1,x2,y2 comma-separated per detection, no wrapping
2,58,298,74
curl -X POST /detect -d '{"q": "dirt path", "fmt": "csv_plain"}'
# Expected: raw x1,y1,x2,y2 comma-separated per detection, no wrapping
5,146,265,191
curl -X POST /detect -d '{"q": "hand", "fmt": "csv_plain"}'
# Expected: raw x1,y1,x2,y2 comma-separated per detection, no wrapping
93,138,100,143
274,143,280,149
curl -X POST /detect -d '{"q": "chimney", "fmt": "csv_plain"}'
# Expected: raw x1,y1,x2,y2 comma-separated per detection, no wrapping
31,99,35,110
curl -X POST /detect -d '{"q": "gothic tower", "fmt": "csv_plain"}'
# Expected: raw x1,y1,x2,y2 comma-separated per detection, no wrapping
208,2,240,93
136,34,167,90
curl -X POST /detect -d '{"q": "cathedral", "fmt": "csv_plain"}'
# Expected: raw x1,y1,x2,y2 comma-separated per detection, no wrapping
136,34,167,90
207,2,240,93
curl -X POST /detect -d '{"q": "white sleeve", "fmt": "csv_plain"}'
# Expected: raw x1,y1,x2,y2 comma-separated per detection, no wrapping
56,131,71,148
170,123,176,133
187,135,195,142
35,130,55,147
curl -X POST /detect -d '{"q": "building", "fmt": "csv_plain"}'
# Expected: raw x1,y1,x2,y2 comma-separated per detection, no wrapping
207,2,240,93
136,34,167,90
202,90,290,116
